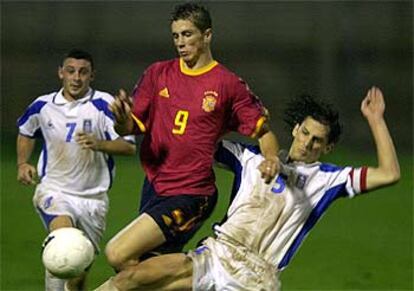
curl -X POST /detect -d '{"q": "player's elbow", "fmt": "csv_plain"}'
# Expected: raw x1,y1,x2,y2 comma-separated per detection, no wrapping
387,167,401,184
125,144,136,156
380,167,401,186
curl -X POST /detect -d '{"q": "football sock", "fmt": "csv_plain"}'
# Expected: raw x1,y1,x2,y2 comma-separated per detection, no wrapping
45,269,65,291
93,277,120,291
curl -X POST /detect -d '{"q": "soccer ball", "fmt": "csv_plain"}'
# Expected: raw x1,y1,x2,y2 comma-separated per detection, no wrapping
41,227,95,279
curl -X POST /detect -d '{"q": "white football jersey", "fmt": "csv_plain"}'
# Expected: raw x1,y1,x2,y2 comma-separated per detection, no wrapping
17,88,130,196
214,140,367,270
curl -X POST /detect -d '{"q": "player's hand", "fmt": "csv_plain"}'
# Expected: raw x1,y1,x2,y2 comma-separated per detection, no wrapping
75,132,101,151
17,163,38,185
109,89,134,135
110,89,132,123
258,156,280,184
361,86,385,121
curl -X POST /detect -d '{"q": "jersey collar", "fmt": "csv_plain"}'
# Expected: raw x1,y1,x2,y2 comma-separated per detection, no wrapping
53,88,95,105
179,58,218,76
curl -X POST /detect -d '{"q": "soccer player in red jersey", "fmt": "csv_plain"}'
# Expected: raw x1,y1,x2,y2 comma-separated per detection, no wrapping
106,2,280,272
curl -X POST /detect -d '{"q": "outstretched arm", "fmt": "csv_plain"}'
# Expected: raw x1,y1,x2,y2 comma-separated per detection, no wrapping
361,86,400,191
16,134,37,185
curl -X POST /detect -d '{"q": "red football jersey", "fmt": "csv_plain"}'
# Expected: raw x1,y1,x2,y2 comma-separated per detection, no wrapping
132,58,266,196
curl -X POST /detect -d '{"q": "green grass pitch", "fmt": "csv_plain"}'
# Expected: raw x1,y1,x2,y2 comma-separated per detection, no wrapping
1,146,412,290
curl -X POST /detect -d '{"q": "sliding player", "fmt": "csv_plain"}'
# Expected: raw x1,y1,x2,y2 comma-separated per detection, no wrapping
95,86,399,290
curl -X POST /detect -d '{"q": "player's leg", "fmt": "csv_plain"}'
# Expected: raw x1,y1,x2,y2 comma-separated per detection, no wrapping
48,215,80,291
34,186,75,291
95,253,193,291
45,201,88,291
44,212,88,291
34,187,104,291
105,185,217,271
49,215,73,229
105,213,166,270
44,215,77,291
65,193,108,291
44,215,74,291
140,191,218,259
105,180,167,270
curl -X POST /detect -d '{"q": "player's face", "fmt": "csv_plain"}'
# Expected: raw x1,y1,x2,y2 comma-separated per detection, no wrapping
289,117,333,163
58,58,94,101
171,19,211,67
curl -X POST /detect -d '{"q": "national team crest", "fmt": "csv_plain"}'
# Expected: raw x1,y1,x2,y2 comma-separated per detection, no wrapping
83,119,92,133
295,174,308,190
202,91,218,112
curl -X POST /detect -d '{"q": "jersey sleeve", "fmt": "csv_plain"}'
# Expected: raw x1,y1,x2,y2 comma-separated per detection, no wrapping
318,163,368,199
131,64,158,134
228,76,267,138
17,99,47,138
345,166,368,197
215,139,262,172
121,135,136,144
91,95,121,141
215,140,254,173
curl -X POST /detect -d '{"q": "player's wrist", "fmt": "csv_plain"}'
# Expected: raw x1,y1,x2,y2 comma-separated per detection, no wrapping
94,140,105,151
263,155,279,163
17,161,29,168
366,116,385,126
115,118,134,135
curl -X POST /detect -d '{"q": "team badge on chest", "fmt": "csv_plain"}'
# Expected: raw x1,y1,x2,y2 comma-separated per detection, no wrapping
295,174,308,190
202,91,218,112
83,119,92,133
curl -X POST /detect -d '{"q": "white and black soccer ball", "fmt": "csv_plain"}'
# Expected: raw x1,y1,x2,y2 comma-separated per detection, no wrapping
41,227,95,279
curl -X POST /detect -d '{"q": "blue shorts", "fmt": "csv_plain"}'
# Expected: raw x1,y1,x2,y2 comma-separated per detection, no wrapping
139,178,218,256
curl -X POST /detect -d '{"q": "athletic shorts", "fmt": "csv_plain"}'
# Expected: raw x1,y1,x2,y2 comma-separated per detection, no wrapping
33,184,108,252
139,179,218,255
187,236,281,291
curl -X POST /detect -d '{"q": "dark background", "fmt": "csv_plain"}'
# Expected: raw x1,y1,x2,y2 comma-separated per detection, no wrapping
2,1,412,152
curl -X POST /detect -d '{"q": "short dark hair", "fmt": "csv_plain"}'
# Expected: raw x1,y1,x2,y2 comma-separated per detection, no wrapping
171,2,212,32
62,49,94,70
283,95,342,144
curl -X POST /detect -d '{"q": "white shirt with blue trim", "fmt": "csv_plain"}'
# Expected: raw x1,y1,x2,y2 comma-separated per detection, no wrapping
17,88,125,196
214,140,367,270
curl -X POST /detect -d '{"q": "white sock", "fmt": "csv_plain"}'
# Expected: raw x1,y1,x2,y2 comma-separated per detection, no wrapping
45,269,65,291
94,277,119,291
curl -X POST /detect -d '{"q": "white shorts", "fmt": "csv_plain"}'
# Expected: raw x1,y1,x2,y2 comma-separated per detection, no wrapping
188,236,281,291
33,184,109,251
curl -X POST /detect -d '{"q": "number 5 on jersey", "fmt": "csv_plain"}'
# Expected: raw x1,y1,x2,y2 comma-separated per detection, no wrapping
172,110,189,135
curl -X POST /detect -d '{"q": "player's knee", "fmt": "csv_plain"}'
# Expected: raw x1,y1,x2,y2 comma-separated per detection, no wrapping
105,243,127,270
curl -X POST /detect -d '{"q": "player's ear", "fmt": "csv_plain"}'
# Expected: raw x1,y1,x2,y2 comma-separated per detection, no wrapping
204,28,212,44
58,66,64,80
323,143,334,154
90,70,96,82
292,124,300,138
